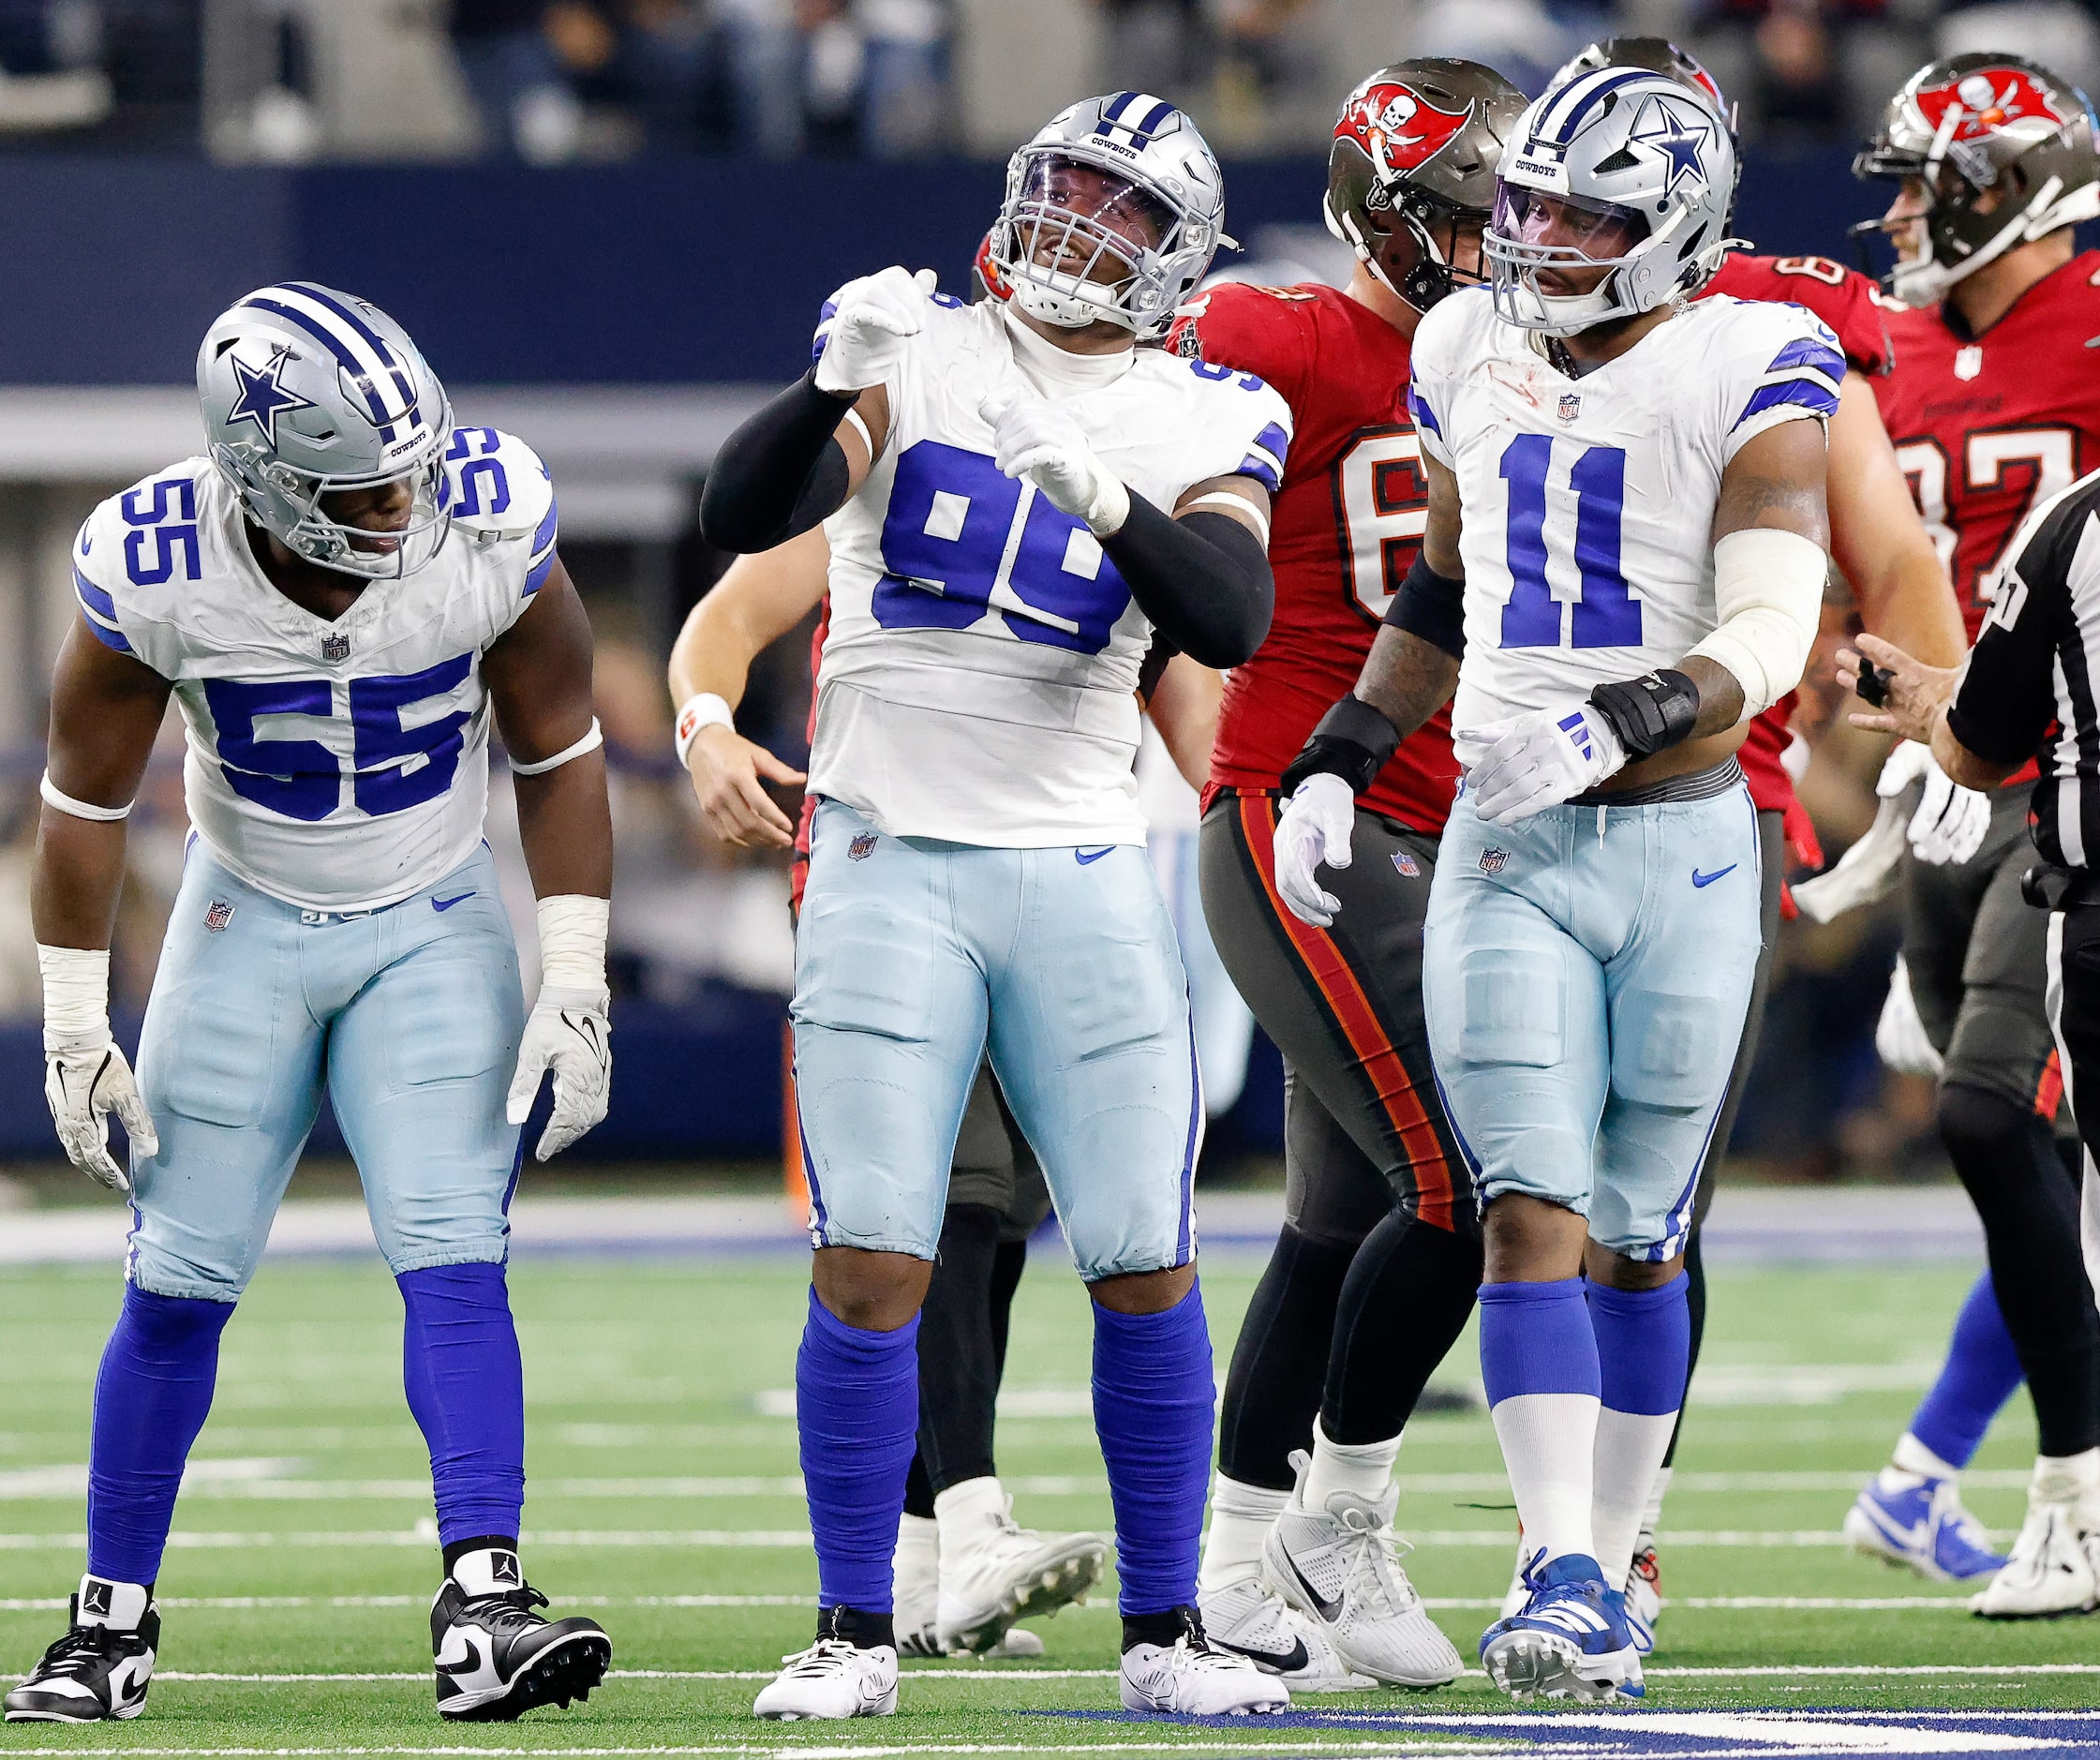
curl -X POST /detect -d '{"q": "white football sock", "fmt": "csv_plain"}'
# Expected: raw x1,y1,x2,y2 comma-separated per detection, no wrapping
75,1574,150,1631
1490,1392,1599,1571
1198,1471,1288,1595
1640,1463,1672,1538
2033,1447,2100,1504
1302,1416,1400,1510
896,1512,938,1570
932,1474,1006,1550
1592,1408,1676,1591
1886,1430,1959,1488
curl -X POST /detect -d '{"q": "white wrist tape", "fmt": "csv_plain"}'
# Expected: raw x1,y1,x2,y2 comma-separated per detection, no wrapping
674,693,736,769
1084,473,1131,539
37,944,112,1052
511,718,603,777
40,771,130,821
536,894,609,999
1688,528,1828,721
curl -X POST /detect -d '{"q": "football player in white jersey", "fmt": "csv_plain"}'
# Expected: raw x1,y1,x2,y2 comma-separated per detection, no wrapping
1270,67,1833,1701
7,285,615,1725
699,93,1294,1720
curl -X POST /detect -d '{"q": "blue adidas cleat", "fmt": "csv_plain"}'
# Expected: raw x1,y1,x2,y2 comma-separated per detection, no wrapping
1479,1554,1644,1703
1844,1473,2006,1583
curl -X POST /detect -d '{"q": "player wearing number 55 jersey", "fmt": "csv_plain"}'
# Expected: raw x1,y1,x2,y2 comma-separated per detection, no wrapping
1275,65,1832,1701
699,94,1292,1721
1848,53,2100,1618
7,286,615,1726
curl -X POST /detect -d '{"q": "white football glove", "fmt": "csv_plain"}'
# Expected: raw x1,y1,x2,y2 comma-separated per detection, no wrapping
506,987,612,1161
980,388,1131,536
1875,957,1944,1078
38,944,156,1195
1908,760,1990,867
1273,772,1356,928
1463,704,1628,828
812,265,935,395
506,895,612,1162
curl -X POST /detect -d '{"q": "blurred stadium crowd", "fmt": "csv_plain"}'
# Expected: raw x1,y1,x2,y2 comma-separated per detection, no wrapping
0,0,2090,158
0,0,2080,1182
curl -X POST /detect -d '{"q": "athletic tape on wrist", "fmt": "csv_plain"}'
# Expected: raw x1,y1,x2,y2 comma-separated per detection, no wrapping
37,943,112,1048
674,694,736,769
40,771,130,821
512,718,603,777
536,894,609,998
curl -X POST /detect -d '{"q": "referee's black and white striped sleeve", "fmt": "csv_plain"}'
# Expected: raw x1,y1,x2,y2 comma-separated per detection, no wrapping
1945,481,2090,768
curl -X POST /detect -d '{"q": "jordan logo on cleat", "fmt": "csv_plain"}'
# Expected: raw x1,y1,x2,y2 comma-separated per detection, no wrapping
490,1553,521,1585
82,1581,112,1618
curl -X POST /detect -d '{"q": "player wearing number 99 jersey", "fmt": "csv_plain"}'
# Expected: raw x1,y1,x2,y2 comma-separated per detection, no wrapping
7,285,616,1728
699,94,1294,1721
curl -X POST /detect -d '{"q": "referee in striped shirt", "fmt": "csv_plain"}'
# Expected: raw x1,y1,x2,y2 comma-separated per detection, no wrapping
1840,469,2100,1249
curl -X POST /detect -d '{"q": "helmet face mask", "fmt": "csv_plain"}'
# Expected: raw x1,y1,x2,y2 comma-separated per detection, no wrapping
200,283,454,583
1322,59,1527,314
1853,54,2100,306
991,96,1229,336
1485,69,1739,336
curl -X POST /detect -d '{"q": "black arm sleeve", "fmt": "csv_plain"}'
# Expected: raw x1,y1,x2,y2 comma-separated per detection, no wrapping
697,365,858,554
1382,551,1466,658
1100,495,1273,669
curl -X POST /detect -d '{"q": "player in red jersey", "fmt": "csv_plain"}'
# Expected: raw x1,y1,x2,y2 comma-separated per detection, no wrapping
1165,59,1526,1692
1842,53,2100,1618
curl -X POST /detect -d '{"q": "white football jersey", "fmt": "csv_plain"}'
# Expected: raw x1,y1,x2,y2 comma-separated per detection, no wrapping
811,286,1292,846
75,426,559,912
1406,288,1840,739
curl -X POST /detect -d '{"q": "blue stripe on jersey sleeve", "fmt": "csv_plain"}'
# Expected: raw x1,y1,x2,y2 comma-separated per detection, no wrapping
1234,453,1281,494
1407,383,1442,439
73,565,117,622
1766,337,1848,380
529,493,559,559
1735,377,1841,429
524,548,557,595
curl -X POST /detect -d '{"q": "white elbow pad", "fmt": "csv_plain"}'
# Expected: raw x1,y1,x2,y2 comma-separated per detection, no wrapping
1688,528,1828,721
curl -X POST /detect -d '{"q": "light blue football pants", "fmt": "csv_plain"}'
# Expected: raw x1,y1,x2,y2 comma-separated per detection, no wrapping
1423,776,1764,1260
126,843,527,1301
792,798,1200,1278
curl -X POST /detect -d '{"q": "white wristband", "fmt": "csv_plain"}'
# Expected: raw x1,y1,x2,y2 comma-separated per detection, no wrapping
674,693,736,769
1084,472,1131,539
41,771,130,821
37,944,112,1052
535,894,609,999
511,717,603,777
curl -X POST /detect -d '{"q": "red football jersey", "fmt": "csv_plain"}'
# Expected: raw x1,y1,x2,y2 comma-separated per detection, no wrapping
1698,253,1890,825
1166,282,1458,833
1873,250,2100,639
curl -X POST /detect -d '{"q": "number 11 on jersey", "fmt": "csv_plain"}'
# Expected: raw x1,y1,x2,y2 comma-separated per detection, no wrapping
1497,435,1641,650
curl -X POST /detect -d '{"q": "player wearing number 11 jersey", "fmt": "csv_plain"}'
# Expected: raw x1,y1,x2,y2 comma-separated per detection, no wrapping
7,285,616,1725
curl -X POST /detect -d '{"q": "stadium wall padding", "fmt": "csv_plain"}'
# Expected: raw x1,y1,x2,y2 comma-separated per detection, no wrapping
14,150,1880,385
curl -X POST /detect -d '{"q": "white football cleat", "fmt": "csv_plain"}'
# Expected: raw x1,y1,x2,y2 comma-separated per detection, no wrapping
1624,1540,1661,1656
1199,1573,1374,1691
1971,1462,2100,1619
934,1486,1105,1654
1261,1450,1463,1688
893,1514,942,1658
1121,1608,1290,1714
752,1637,899,1720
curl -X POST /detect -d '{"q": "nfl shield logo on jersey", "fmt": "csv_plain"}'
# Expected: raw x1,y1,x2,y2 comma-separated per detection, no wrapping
320,631,351,663
1479,847,1510,875
1954,345,1984,381
203,899,235,932
848,832,878,861
1557,393,1581,423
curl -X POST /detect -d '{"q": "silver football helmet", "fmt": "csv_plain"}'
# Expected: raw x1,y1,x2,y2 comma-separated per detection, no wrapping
989,92,1233,336
1486,66,1741,336
198,282,453,580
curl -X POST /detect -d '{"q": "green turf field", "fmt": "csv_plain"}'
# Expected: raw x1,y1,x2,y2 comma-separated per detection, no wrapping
2,1245,2095,1755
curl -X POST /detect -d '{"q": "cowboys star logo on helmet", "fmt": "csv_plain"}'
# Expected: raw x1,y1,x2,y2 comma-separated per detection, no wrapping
223,345,316,449
1629,97,1713,197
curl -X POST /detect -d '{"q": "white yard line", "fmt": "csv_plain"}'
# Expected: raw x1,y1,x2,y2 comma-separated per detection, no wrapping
0,1594,1977,1614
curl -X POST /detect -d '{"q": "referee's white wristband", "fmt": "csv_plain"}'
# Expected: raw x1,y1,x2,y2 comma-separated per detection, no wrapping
40,771,130,821
674,693,736,769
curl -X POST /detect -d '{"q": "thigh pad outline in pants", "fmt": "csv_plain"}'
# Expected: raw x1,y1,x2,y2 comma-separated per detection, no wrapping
325,847,527,1276
793,799,990,1260
127,852,330,1302
985,842,1199,1280
1944,842,2061,1116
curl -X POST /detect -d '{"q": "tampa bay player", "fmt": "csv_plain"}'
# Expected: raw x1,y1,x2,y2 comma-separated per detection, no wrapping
1275,66,1833,1700
1165,58,1525,1693
6,286,615,1723
1844,52,2100,1618
699,94,1293,1720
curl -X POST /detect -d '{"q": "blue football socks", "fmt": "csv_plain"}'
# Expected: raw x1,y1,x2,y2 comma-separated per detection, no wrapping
398,1262,526,1548
1587,1275,1690,1588
1909,1269,2024,1471
797,1287,919,1617
1480,1277,1601,1572
1092,1281,1213,1617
